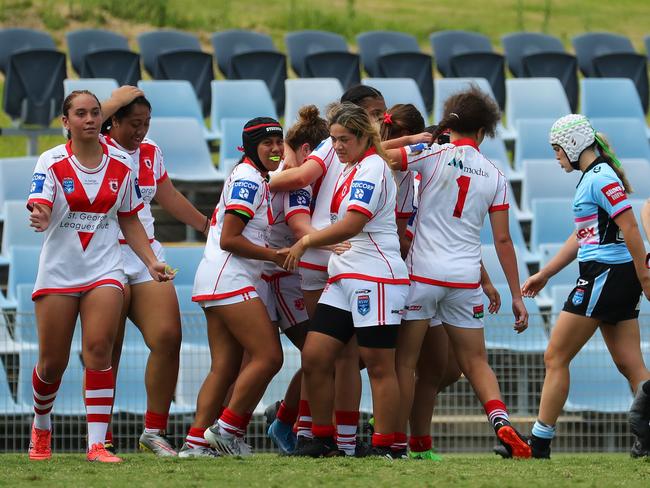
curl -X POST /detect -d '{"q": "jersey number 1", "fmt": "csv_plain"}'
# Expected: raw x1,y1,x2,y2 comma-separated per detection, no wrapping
453,175,471,218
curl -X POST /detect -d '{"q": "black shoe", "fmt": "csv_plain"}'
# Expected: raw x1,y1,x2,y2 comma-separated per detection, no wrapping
529,436,551,459
629,384,650,440
264,400,281,430
493,443,511,458
104,441,117,455
295,435,313,451
390,448,408,460
290,436,343,458
631,437,650,458
365,445,393,460
353,439,371,458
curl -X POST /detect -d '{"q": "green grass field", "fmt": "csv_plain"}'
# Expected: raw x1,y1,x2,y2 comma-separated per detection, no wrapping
2,453,649,487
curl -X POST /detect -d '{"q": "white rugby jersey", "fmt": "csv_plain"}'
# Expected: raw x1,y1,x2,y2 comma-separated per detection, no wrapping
328,148,408,284
264,162,312,277
399,139,509,287
27,140,143,298
101,135,168,242
395,169,416,219
193,159,272,301
300,137,344,271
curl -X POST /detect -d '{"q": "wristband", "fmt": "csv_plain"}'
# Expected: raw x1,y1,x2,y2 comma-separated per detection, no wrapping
203,215,210,233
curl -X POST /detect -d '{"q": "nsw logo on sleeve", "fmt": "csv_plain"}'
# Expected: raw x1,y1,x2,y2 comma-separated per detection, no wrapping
30,173,46,194
350,180,375,204
289,189,311,208
231,180,259,204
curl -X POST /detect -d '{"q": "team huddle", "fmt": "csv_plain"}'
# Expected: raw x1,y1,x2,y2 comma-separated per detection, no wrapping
24,83,650,463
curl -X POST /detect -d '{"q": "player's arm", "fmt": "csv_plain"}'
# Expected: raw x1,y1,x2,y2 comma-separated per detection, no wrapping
220,212,286,268
286,211,316,240
269,159,323,192
641,199,650,243
480,261,501,314
100,86,145,122
118,213,173,282
614,209,650,299
522,232,578,297
154,177,210,235
381,132,433,150
282,211,368,270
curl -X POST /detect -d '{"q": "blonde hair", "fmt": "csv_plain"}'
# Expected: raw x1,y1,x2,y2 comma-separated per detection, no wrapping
327,102,390,163
595,132,633,194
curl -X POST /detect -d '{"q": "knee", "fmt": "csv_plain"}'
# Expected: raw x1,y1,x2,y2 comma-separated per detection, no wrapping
84,338,113,363
365,359,396,380
543,347,568,371
149,327,181,357
611,357,634,382
301,348,330,376
266,349,284,376
37,356,69,383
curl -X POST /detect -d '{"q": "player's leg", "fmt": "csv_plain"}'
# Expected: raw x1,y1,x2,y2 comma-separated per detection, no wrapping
29,295,79,460
128,280,181,456
79,286,124,463
334,337,362,456
601,319,650,455
205,298,283,456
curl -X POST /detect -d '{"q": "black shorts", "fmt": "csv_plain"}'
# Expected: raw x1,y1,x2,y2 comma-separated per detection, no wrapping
562,260,641,324
310,304,399,348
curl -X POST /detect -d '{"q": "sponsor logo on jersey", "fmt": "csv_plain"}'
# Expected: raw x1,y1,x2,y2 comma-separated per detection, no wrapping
330,213,338,224
576,226,596,240
108,178,118,193
601,182,626,205
472,305,484,319
593,166,601,173
577,278,589,286
289,189,310,207
408,143,427,154
357,295,370,316
231,180,259,204
30,173,46,194
294,298,305,311
462,166,489,177
407,305,422,311
572,288,585,306
144,158,152,169
63,177,74,194
355,289,371,294
350,180,374,204
134,178,142,198
391,309,405,315
448,157,464,169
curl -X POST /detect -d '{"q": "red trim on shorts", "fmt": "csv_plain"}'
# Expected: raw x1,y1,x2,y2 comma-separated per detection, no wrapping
119,237,154,245
273,278,297,326
117,202,144,216
192,286,257,302
299,261,328,271
262,271,293,282
347,205,373,219
488,204,510,213
32,279,124,300
328,273,410,285
409,274,480,289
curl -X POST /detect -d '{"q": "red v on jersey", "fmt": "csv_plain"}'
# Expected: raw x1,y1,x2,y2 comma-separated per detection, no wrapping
51,158,130,250
330,166,358,215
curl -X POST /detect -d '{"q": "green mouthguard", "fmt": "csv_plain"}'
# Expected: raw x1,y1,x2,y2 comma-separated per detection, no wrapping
269,156,281,162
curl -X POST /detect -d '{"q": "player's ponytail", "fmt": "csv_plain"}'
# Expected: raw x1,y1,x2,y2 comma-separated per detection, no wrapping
285,105,329,152
594,132,633,194
328,102,390,164
433,85,500,144
380,104,425,141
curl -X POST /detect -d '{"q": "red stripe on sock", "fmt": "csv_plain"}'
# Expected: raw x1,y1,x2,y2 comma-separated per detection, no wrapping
484,399,508,418
277,401,299,424
220,408,247,431
85,368,114,390
312,424,335,438
409,435,432,452
335,410,359,426
145,410,169,431
372,432,394,448
32,367,61,395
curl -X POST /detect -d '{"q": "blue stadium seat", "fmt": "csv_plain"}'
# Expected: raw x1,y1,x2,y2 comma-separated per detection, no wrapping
137,30,202,77
284,78,343,126
218,118,249,175
285,31,357,85
0,157,37,222
138,80,216,140
505,78,570,137
480,134,518,180
162,245,205,287
589,118,650,162
64,78,119,102
564,347,633,413
211,30,287,113
357,31,433,112
479,202,535,262
5,246,40,308
0,28,56,74
513,118,556,174
581,78,645,122
430,30,494,77
3,49,66,127
18,347,86,415
572,32,636,77
1,201,43,265
450,52,505,111
362,78,427,122
65,29,141,86
501,32,566,77
145,118,223,182
480,244,529,287
592,54,648,114
530,198,574,249
484,284,548,353
521,159,580,216
538,243,580,291
210,80,277,140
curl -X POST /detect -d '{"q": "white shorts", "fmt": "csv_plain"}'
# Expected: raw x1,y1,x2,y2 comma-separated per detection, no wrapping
256,278,279,322
404,281,484,329
198,289,259,309
299,266,328,291
319,279,408,328
268,273,309,330
121,240,165,285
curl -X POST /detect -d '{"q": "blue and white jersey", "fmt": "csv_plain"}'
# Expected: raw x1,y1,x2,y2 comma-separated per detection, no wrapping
573,158,632,264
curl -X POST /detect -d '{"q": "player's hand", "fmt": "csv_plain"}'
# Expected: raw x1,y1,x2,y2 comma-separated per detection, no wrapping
283,239,308,271
521,272,548,298
29,203,50,232
641,273,650,301
272,248,290,269
408,132,433,146
148,261,176,282
512,297,528,333
331,241,351,255
110,86,144,107
482,282,501,314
